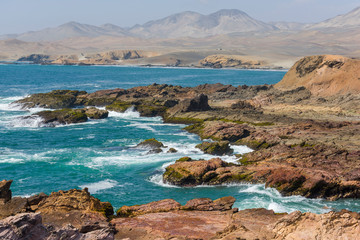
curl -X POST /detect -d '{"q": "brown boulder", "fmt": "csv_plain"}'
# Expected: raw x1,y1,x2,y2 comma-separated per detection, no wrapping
196,141,233,155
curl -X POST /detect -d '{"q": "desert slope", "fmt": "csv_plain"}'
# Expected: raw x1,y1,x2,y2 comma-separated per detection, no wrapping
275,55,360,96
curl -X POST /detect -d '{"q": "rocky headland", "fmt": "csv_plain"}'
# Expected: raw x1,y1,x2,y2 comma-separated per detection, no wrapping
6,54,360,239
13,55,360,200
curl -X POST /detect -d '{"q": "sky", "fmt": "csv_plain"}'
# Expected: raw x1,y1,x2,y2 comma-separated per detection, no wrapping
0,0,359,35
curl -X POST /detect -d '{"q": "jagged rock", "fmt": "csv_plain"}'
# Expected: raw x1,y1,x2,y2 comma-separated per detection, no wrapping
168,94,211,115
0,197,29,219
0,213,115,240
196,141,233,155
116,199,181,217
84,107,109,119
37,188,113,218
0,180,12,204
181,196,235,211
0,213,48,240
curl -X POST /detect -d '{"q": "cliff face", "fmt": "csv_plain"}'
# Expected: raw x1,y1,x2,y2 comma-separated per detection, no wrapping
275,55,360,96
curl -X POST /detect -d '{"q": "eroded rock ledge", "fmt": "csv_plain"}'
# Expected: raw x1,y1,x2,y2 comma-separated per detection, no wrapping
1,180,359,240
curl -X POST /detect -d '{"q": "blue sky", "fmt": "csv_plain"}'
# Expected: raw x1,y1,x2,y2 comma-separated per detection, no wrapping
0,0,359,34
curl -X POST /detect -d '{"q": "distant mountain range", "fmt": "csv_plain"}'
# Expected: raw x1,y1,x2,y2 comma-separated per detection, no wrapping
1,7,359,42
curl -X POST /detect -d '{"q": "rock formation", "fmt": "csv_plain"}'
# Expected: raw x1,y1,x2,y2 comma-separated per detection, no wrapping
199,54,269,69
275,55,360,96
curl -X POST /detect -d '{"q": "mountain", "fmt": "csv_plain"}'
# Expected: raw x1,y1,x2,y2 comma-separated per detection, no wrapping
309,7,360,29
269,21,307,31
129,9,278,38
10,22,130,42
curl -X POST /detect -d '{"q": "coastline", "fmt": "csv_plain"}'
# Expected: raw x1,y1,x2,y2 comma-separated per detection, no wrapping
1,54,360,239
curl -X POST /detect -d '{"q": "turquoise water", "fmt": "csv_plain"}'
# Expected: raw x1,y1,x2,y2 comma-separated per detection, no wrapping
1,64,359,213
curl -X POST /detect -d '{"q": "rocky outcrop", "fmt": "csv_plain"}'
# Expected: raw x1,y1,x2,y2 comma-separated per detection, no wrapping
275,55,360,96
15,90,87,109
195,141,233,155
199,55,269,69
112,198,360,240
167,94,211,116
163,144,360,200
17,54,51,64
0,213,114,240
37,188,113,218
136,138,165,153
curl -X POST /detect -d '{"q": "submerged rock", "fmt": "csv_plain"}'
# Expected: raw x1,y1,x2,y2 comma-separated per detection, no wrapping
196,141,233,155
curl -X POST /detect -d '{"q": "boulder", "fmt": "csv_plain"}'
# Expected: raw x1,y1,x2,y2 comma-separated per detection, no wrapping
0,180,12,204
167,148,178,153
84,107,109,119
196,141,233,155
116,199,181,217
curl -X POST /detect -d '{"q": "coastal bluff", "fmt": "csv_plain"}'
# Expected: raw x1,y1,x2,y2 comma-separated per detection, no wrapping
275,55,360,96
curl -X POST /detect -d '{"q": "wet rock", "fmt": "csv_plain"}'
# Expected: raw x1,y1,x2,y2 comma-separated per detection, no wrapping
35,108,88,125
0,180,12,204
196,141,233,155
167,147,178,153
15,90,86,109
136,138,164,150
84,107,109,119
116,199,181,217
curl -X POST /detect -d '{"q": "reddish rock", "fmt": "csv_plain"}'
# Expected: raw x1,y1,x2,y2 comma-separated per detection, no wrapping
181,196,235,211
116,199,181,217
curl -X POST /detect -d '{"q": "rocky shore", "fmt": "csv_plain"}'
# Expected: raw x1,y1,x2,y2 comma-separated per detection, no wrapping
1,180,360,240
6,54,360,239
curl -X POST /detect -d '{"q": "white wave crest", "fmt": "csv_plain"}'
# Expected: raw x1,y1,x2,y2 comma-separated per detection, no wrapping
108,107,140,118
9,116,50,128
79,179,118,194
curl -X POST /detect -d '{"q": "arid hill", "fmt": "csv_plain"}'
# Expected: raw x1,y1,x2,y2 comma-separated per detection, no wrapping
275,55,360,96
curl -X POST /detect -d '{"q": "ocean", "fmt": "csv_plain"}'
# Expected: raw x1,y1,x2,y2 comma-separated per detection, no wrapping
1,64,359,213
